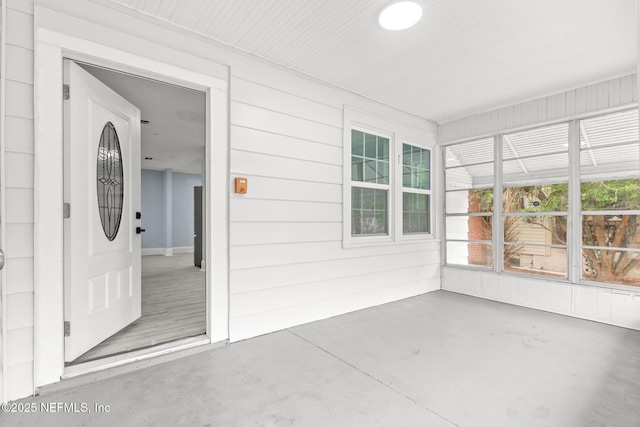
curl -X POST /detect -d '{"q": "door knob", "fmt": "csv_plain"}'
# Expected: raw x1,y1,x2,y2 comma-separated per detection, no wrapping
136,227,146,234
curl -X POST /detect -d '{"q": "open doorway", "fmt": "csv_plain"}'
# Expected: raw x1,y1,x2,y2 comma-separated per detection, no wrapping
65,61,207,365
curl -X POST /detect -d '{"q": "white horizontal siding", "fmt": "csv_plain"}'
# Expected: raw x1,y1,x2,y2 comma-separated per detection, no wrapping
4,2,36,402
440,74,638,143
231,240,438,270
443,267,640,331
226,38,438,341
2,0,439,402
5,116,33,153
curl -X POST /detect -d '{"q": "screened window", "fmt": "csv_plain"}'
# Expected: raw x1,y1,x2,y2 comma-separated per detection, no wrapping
444,107,640,289
403,144,431,233
444,137,494,268
579,109,640,287
502,123,569,279
351,129,389,236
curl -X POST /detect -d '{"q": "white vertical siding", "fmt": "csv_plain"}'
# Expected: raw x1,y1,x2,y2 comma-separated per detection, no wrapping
440,75,638,143
1,0,439,401
4,0,35,401
443,267,640,331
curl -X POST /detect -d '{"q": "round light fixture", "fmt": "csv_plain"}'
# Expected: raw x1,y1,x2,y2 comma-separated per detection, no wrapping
379,1,422,31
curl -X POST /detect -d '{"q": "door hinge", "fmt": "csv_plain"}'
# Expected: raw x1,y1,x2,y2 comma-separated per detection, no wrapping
64,321,71,337
63,84,70,100
63,202,71,219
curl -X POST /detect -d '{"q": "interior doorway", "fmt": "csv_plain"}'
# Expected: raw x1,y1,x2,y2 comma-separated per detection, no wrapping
64,61,207,365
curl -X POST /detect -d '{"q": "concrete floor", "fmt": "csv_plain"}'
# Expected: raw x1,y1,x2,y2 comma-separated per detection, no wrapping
2,291,640,426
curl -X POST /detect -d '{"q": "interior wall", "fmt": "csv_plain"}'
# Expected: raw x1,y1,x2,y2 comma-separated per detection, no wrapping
439,76,640,331
140,169,164,249
3,0,439,401
141,169,202,253
171,172,202,249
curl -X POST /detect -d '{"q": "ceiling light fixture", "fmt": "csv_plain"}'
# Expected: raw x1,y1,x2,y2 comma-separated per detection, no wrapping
378,1,423,31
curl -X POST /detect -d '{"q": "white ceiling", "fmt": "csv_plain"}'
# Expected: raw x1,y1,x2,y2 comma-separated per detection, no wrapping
109,0,637,123
81,64,206,175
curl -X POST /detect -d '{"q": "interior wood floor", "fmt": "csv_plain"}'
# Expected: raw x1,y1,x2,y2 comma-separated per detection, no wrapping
71,253,206,364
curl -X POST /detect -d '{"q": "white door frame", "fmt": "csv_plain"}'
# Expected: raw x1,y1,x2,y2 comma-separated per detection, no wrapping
34,27,229,388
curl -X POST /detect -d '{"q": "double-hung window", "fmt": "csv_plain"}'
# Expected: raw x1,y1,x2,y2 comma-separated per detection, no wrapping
402,143,431,234
351,129,390,236
344,107,435,246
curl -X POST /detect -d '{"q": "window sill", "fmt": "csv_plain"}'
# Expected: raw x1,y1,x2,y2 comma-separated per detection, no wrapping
343,235,440,249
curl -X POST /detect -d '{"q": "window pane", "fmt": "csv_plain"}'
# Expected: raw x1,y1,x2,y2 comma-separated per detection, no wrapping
446,241,493,268
446,188,494,214
579,110,640,287
504,215,567,245
503,124,568,186
504,246,566,278
378,137,389,160
580,109,638,149
582,214,640,249
402,143,431,190
352,130,389,185
446,137,494,168
351,187,388,236
446,215,493,241
446,163,494,191
502,214,567,278
365,133,377,158
503,185,568,213
351,130,364,156
503,123,568,159
403,193,430,233
351,156,364,181
581,180,640,211
582,249,640,287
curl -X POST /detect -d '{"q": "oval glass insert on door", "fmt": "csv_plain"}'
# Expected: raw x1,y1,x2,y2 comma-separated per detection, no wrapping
96,122,124,241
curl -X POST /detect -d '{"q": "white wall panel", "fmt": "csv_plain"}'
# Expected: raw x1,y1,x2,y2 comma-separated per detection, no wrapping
443,267,640,331
231,252,437,294
5,189,33,223
4,152,33,188
6,362,33,402
230,199,341,223
6,328,33,366
5,225,33,259
5,8,33,49
5,45,33,85
231,125,342,165
6,293,34,330
2,0,440,402
231,278,439,341
231,240,439,270
230,222,341,246
231,77,343,127
440,75,638,143
230,150,341,184
5,81,33,119
5,117,33,154
233,176,340,203
231,102,342,147
5,258,34,295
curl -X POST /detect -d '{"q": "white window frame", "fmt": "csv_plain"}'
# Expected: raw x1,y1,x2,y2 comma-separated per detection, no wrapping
343,107,436,248
442,106,640,291
401,139,433,238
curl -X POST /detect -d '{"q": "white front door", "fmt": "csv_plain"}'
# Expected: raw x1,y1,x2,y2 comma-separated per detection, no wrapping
63,60,142,362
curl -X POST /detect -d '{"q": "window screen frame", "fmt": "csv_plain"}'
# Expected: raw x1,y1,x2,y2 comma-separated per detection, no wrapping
442,106,640,291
